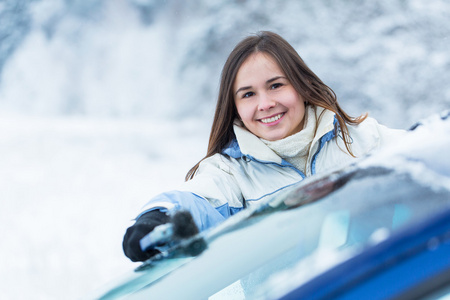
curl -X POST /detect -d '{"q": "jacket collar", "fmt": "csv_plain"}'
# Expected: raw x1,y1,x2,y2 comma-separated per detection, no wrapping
222,106,337,164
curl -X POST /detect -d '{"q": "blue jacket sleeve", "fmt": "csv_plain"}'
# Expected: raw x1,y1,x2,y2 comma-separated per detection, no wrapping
138,190,227,232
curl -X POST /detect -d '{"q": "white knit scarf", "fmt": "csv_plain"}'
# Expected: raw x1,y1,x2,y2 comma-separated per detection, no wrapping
261,105,317,174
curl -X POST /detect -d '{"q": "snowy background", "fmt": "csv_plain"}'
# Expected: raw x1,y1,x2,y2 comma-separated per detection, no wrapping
0,0,449,299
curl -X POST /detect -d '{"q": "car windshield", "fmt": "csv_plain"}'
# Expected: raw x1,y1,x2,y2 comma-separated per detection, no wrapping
207,165,450,299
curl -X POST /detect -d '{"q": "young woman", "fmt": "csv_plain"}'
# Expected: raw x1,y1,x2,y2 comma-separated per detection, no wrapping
123,31,405,262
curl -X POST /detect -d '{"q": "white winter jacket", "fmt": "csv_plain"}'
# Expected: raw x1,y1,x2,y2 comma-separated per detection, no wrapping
138,108,405,232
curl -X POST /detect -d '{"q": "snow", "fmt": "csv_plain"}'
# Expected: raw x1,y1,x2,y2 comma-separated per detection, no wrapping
0,113,208,299
359,111,450,191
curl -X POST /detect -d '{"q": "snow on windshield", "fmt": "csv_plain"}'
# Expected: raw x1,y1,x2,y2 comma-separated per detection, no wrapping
360,112,450,191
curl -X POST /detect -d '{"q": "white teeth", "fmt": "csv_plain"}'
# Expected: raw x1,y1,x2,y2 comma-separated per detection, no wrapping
261,113,283,124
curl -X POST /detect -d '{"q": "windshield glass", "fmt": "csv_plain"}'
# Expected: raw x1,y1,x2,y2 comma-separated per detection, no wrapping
210,165,450,299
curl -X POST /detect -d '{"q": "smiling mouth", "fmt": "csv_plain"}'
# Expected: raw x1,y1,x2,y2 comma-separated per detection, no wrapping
260,113,285,124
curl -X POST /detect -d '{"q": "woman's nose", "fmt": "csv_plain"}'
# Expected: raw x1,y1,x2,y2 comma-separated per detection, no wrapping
258,93,276,111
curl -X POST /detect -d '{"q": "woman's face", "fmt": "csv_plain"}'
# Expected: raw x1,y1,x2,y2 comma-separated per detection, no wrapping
233,52,306,141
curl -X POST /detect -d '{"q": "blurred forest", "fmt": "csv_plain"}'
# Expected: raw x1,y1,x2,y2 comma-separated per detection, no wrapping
1,0,449,128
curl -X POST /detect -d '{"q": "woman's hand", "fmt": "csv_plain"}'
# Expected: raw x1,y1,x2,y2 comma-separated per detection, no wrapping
122,210,170,262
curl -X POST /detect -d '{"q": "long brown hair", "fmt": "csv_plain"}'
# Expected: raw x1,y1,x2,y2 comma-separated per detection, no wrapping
186,31,366,180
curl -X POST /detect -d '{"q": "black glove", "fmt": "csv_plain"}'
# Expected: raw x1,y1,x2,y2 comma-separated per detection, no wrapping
123,210,170,262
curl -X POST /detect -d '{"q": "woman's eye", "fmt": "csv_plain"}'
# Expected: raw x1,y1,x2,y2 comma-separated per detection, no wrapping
271,83,283,89
243,92,254,98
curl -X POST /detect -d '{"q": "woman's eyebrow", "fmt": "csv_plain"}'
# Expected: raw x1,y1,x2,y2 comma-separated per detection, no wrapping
266,76,285,84
235,86,251,96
